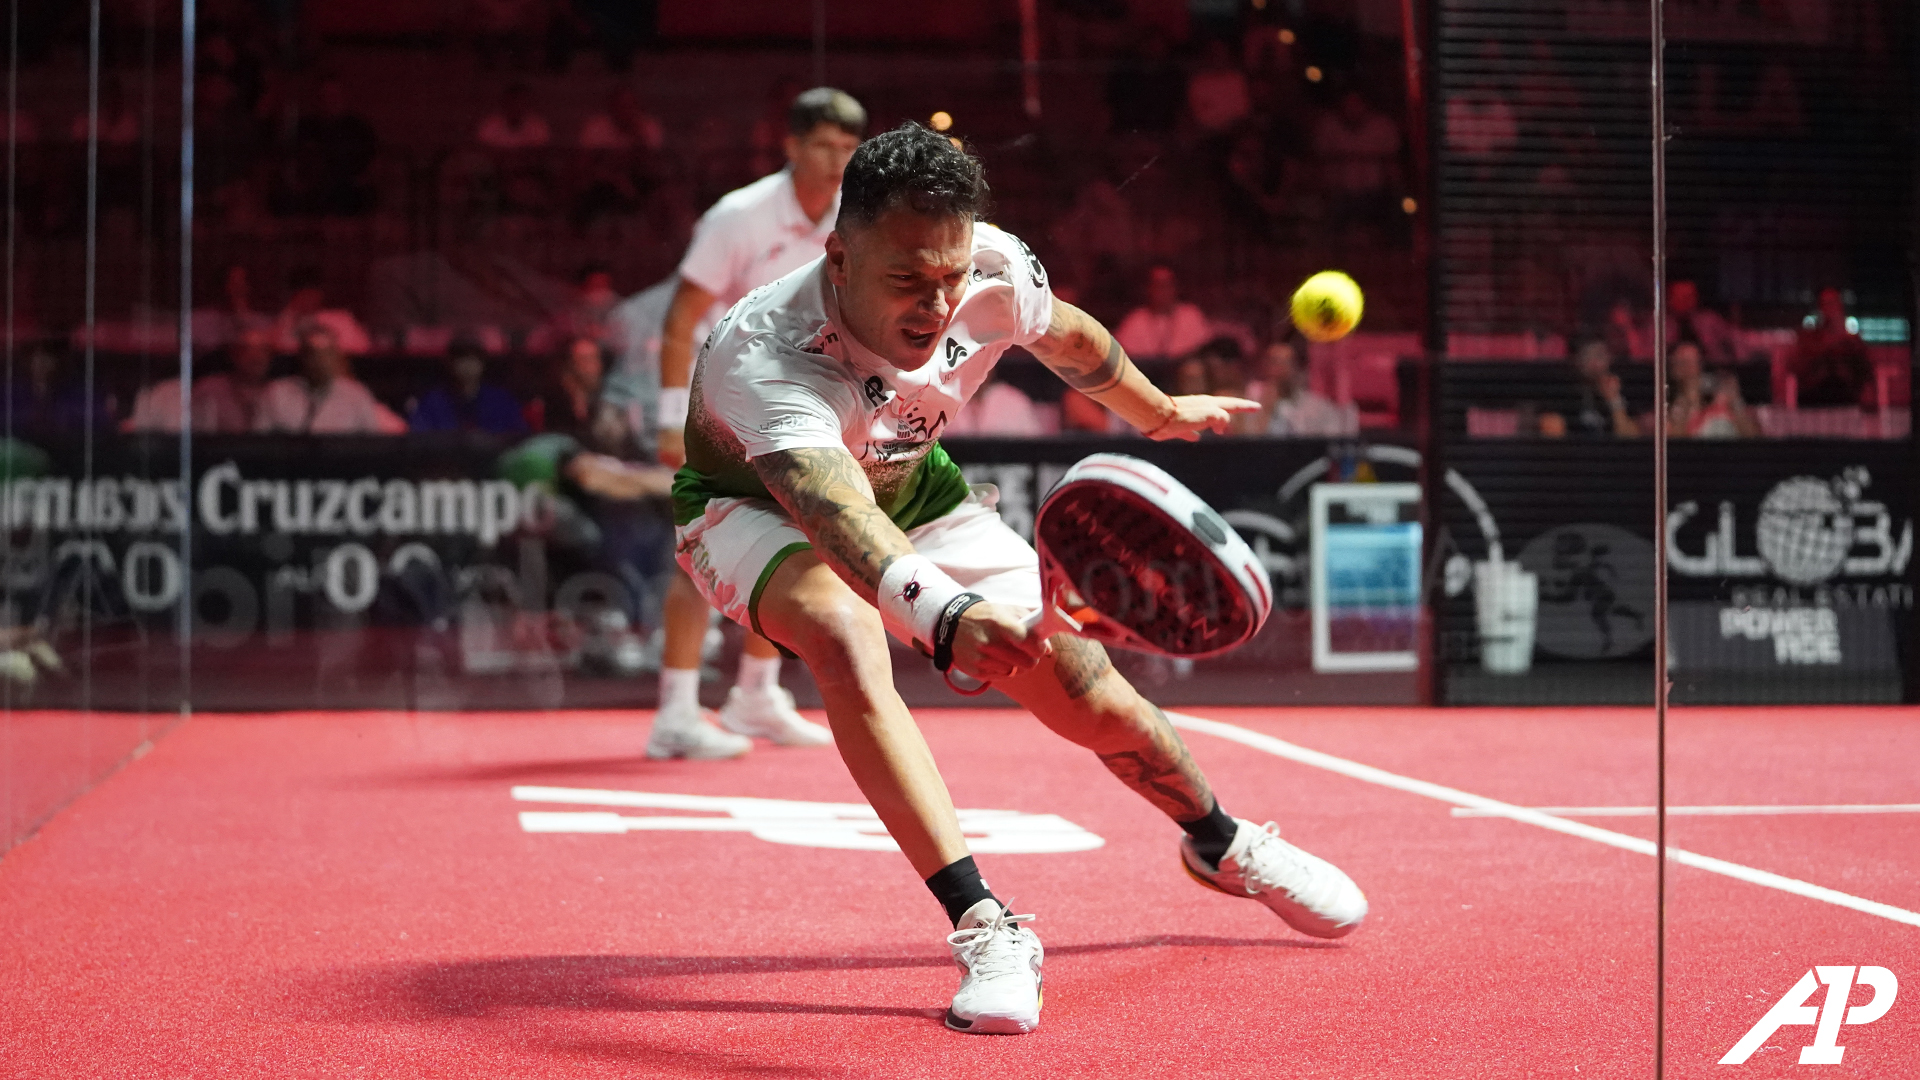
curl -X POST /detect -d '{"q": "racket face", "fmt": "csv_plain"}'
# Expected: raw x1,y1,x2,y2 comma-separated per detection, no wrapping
1034,458,1269,658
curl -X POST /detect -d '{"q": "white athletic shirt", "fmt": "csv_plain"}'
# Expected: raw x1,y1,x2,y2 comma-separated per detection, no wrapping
681,222,1053,524
678,168,841,326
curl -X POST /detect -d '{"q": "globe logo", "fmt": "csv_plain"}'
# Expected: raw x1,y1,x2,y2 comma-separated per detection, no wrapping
1755,477,1854,585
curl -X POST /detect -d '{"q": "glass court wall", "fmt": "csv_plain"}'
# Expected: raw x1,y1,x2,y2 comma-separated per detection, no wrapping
3,0,1913,1075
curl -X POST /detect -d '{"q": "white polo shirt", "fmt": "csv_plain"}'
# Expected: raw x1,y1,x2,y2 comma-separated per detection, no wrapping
678,168,840,326
678,222,1053,529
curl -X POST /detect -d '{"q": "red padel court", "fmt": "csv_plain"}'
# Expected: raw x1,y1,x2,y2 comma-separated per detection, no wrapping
3,706,1916,1078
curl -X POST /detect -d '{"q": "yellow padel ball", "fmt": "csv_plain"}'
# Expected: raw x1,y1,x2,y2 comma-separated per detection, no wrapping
1291,271,1364,342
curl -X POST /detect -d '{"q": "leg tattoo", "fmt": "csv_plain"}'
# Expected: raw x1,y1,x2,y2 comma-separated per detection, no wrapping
1051,636,1113,700
1097,706,1215,821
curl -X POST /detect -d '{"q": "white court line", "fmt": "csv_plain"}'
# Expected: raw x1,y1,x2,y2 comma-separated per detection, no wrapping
1451,804,1920,818
1166,712,1920,930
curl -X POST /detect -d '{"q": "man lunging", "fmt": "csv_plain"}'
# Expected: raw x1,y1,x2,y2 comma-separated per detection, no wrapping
675,124,1367,1034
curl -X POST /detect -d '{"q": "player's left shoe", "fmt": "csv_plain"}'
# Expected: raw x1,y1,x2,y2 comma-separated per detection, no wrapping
1181,818,1367,939
717,685,833,747
945,899,1043,1034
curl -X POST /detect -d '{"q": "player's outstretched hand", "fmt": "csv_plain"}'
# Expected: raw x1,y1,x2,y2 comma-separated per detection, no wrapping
1145,395,1262,442
949,602,1051,681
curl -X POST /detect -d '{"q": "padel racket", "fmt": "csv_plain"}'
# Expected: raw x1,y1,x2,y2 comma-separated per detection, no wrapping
946,453,1272,693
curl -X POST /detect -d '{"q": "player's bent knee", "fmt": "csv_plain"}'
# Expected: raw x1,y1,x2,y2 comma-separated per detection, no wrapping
757,556,889,678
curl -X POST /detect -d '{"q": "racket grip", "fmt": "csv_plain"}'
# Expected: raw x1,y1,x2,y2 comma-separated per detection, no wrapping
1023,603,1082,642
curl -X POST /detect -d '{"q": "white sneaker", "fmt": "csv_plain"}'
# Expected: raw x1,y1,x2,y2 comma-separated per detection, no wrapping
717,685,833,747
1181,819,1368,939
644,703,752,760
945,899,1043,1035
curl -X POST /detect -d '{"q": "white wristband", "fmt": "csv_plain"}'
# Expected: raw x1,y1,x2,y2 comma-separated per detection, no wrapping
878,554,966,651
657,387,690,429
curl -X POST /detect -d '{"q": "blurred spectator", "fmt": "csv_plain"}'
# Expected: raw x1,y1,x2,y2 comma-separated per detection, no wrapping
1171,354,1211,396
1187,38,1252,134
282,78,378,216
1116,265,1212,361
4,341,114,439
1562,336,1640,438
1787,288,1875,408
126,327,278,433
1666,341,1758,439
558,263,621,344
255,322,406,434
272,268,372,355
602,274,676,447
408,339,528,434
527,337,637,454
578,84,664,152
476,82,552,149
1107,35,1185,134
1666,280,1734,363
1252,336,1354,437
1446,44,1518,165
1605,298,1653,361
1187,336,1266,435
193,264,274,349
1313,91,1400,222
946,376,1046,436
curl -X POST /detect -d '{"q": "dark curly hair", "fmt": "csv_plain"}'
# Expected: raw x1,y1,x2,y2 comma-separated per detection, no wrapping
836,122,989,230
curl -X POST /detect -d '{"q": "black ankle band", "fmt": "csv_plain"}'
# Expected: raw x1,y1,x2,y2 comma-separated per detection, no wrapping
1179,800,1238,869
924,855,997,927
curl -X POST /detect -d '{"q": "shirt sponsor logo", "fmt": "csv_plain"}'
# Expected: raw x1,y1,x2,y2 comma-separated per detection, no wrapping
1013,236,1047,289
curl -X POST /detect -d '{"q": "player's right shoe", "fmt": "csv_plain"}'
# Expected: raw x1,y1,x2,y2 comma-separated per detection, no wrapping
644,704,752,760
944,899,1043,1034
1181,818,1368,939
717,685,834,747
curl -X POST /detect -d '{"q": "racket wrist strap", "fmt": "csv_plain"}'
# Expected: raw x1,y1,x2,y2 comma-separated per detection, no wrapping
878,555,966,653
932,592,988,673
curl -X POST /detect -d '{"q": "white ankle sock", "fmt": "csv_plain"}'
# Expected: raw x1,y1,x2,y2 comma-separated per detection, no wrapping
659,668,701,716
736,654,781,695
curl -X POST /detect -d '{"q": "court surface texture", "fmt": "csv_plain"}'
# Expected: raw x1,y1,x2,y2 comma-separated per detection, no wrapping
3,705,1915,1079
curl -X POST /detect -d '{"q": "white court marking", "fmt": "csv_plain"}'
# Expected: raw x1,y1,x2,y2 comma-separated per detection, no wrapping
1167,713,1920,930
1452,804,1920,818
512,785,1105,854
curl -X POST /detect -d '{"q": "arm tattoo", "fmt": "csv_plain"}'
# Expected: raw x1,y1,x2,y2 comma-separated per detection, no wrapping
1097,705,1215,821
1056,338,1130,395
1035,303,1132,396
753,447,912,594
1052,635,1113,700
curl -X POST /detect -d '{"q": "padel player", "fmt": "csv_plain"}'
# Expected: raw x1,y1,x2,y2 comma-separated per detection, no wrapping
646,88,867,760
675,124,1368,1034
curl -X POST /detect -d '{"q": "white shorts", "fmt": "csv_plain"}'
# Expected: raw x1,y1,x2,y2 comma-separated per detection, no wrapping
674,484,1042,646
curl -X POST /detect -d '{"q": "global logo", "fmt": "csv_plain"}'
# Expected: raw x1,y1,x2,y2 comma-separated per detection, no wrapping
1669,467,1911,586
1756,474,1863,586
